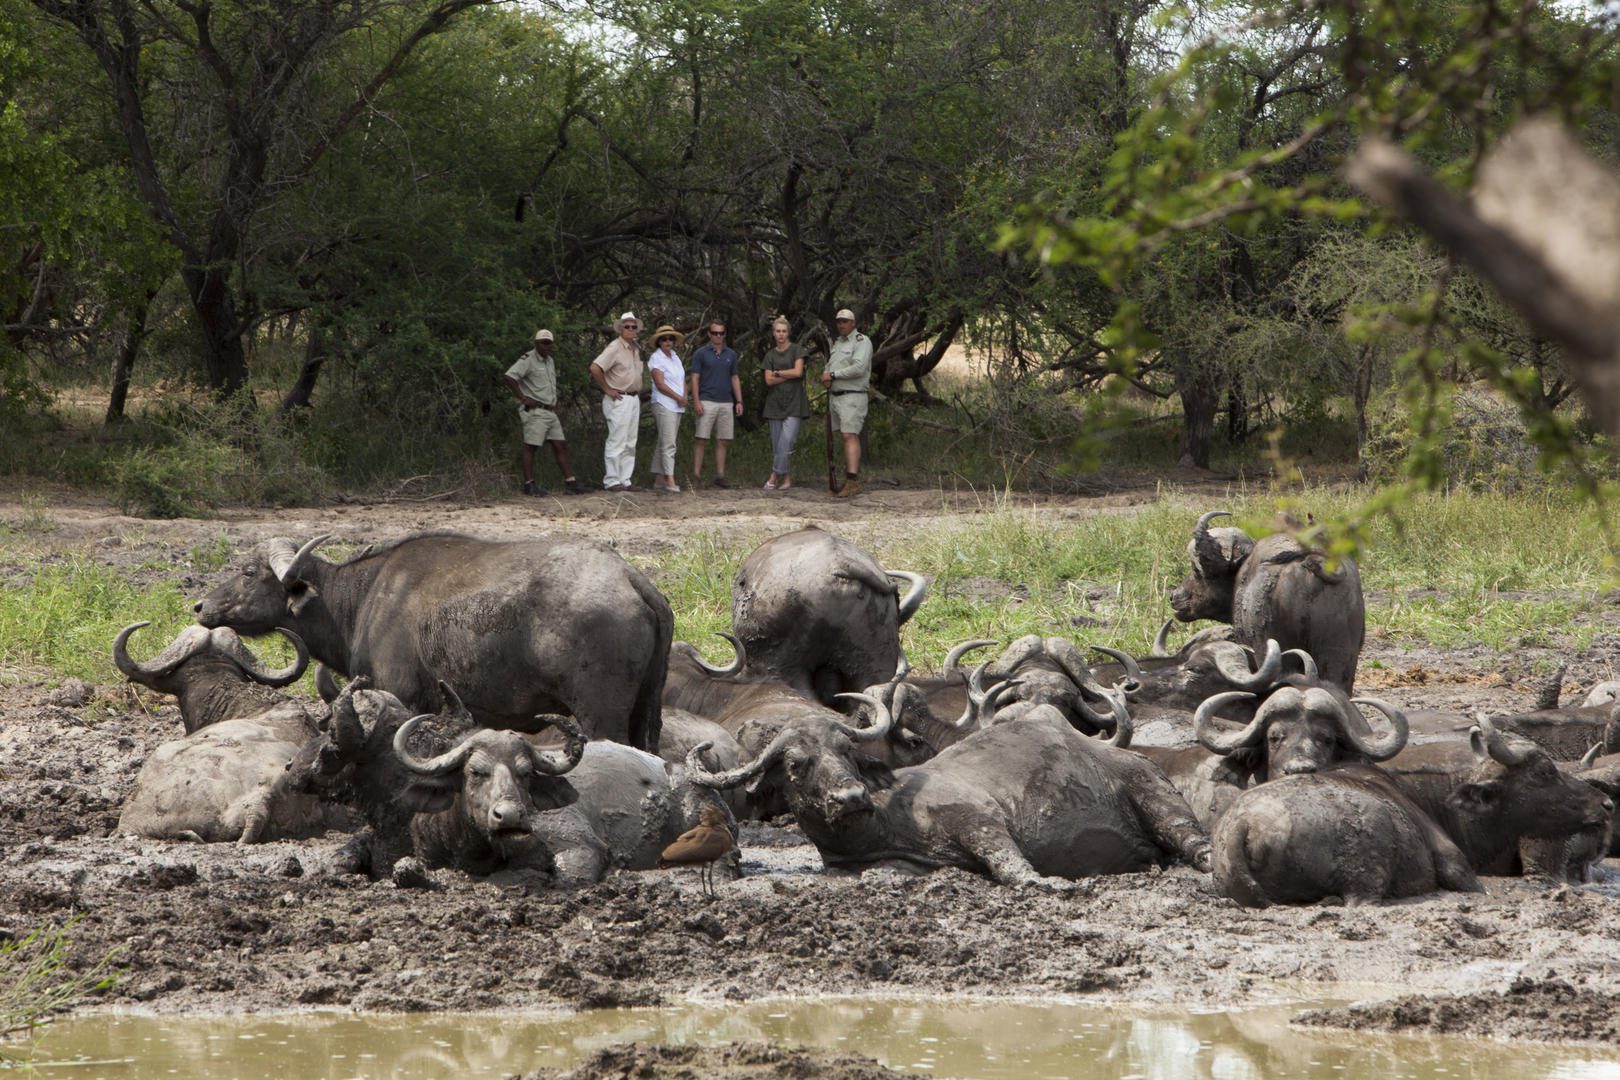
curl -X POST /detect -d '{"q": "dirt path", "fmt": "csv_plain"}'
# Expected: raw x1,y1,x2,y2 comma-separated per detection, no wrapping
3,486,1619,1045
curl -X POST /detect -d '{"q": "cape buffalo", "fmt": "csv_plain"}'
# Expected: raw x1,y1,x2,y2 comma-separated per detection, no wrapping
688,695,1212,886
113,622,333,843
1212,763,1482,907
194,532,673,751
731,527,928,703
1194,682,1409,780
1170,511,1364,690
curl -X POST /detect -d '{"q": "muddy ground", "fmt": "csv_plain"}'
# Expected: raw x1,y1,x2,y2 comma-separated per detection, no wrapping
3,483,1620,1052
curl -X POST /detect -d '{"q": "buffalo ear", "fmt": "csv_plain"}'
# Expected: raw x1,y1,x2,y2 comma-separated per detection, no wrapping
528,776,579,812
396,777,460,815
286,579,320,616
1448,779,1502,812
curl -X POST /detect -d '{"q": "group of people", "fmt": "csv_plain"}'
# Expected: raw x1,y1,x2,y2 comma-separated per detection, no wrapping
504,310,873,497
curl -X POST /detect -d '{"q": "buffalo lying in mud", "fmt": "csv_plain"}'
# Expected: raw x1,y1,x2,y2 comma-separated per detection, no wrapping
297,679,731,885
1212,764,1483,907
1382,716,1614,877
114,622,334,843
688,695,1212,886
731,527,928,703
1170,511,1364,690
194,532,673,751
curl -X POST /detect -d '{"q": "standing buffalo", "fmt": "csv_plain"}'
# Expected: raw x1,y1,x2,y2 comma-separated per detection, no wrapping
194,532,673,751
1170,511,1364,690
688,696,1212,886
731,527,928,703
113,622,332,843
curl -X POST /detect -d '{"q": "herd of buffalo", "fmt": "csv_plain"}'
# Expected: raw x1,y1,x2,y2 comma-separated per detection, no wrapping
104,512,1620,907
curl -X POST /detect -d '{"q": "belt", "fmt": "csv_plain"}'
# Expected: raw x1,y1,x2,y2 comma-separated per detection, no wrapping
524,402,556,411
831,389,867,396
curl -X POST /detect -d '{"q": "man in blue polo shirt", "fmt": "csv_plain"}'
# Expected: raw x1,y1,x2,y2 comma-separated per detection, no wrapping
686,318,744,488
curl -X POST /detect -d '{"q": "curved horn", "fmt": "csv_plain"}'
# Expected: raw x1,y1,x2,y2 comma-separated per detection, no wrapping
315,664,344,704
225,627,309,687
1098,691,1132,748
830,692,893,743
1472,713,1536,767
1582,743,1604,768
393,715,475,777
1149,618,1178,659
1282,649,1318,679
1341,697,1409,762
329,674,370,754
891,650,911,684
689,633,745,678
943,640,997,680
1194,691,1264,756
436,680,476,730
1191,510,1233,574
889,570,930,626
1089,645,1144,696
687,729,795,790
528,714,587,775
267,534,332,584
960,663,1018,728
1208,639,1283,691
113,622,209,682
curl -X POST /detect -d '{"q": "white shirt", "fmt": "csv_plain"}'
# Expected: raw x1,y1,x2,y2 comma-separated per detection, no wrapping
649,349,685,413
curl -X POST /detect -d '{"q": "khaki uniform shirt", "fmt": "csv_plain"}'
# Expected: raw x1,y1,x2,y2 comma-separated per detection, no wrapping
505,349,558,406
591,338,643,394
826,331,872,392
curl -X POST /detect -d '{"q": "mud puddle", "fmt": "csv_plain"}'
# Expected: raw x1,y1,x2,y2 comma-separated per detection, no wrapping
21,997,1620,1079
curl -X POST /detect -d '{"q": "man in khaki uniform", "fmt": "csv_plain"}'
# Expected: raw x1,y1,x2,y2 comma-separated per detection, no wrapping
505,329,588,496
820,307,873,497
590,312,644,491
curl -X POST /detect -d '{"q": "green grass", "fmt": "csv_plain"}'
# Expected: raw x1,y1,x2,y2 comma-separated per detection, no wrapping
0,487,1613,687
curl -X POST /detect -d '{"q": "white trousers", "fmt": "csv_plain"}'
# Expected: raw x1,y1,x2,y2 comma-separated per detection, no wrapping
652,403,681,476
602,394,640,488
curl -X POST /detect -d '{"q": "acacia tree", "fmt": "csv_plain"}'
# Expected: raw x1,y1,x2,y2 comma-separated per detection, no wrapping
25,0,499,398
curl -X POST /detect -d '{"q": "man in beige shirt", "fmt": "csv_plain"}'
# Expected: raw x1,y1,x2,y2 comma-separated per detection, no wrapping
504,329,588,496
590,312,645,491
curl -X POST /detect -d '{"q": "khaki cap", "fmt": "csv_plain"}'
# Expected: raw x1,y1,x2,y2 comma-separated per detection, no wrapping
533,329,554,342
835,308,857,321
649,325,685,347
618,311,638,326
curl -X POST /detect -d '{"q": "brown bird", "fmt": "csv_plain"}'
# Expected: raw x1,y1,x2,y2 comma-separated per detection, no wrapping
658,803,735,898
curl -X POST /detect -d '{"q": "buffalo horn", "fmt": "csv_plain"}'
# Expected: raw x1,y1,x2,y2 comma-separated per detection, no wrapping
959,663,1017,728
890,570,931,626
315,664,344,704
528,714,587,775
1471,713,1536,767
830,692,893,743
221,626,309,687
1582,743,1604,768
267,534,332,584
1048,638,1114,698
942,639,996,681
1208,639,1283,691
690,633,746,678
1282,649,1319,678
393,715,476,777
1149,618,1178,659
113,622,207,682
1191,510,1234,575
1099,690,1133,748
435,680,478,734
992,635,1046,681
1088,645,1144,696
1341,697,1409,761
329,674,371,755
1194,691,1264,756
687,731,794,790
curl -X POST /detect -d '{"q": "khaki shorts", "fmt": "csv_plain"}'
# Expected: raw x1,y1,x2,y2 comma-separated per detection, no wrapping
830,392,868,435
520,405,565,444
693,400,735,440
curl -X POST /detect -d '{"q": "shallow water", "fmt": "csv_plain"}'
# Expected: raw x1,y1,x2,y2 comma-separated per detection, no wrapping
16,997,1620,1079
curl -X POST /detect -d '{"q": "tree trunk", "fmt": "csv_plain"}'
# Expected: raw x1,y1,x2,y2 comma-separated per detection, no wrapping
105,292,154,425
276,323,328,419
1352,344,1374,479
1175,359,1219,469
1225,380,1249,444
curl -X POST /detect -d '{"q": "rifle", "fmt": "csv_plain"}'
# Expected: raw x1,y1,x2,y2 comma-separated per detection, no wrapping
822,385,837,493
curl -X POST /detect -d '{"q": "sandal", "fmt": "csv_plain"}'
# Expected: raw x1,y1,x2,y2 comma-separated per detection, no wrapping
763,478,778,491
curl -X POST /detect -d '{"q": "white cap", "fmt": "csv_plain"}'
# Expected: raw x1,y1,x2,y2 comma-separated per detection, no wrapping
618,311,637,325
835,308,856,321
533,329,554,342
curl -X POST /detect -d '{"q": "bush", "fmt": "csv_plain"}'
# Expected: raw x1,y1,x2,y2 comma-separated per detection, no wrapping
1363,385,1569,491
113,442,232,517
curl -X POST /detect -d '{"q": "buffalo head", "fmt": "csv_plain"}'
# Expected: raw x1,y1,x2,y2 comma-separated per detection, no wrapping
114,621,309,692
1450,715,1614,846
1169,510,1253,623
1195,680,1408,777
193,535,332,632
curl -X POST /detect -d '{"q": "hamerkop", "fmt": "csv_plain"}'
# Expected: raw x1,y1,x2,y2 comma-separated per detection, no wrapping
658,803,734,897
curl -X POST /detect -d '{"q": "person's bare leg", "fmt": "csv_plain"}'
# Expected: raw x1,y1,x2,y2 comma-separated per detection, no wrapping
521,443,537,484
692,438,708,483
713,438,728,480
843,433,861,475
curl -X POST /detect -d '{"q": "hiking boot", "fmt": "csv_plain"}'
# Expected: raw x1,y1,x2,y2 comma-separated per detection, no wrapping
713,476,731,490
834,478,861,498
564,479,591,495
522,480,545,497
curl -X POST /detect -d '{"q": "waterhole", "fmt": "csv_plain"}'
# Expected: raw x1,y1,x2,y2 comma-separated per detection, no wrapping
17,997,1620,1079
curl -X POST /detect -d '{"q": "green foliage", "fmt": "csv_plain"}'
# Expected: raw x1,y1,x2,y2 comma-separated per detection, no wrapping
0,919,120,1048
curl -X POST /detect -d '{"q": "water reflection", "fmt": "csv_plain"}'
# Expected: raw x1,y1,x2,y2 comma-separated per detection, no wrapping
18,998,1620,1079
